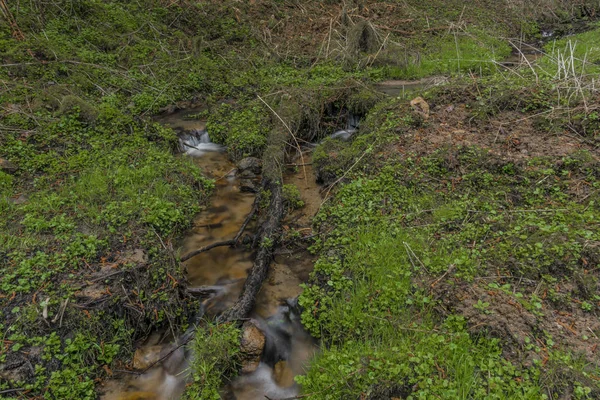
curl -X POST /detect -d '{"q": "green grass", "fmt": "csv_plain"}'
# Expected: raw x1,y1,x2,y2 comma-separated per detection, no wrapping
181,322,241,400
0,106,212,397
300,87,600,397
300,230,545,399
539,23,600,77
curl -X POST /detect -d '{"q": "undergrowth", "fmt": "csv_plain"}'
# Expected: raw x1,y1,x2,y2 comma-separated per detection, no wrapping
2,0,599,397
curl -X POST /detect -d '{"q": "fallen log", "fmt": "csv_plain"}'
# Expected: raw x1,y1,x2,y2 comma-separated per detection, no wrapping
219,177,285,322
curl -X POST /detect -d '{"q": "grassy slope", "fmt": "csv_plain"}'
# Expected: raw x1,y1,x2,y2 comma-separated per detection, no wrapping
299,36,600,398
1,0,599,398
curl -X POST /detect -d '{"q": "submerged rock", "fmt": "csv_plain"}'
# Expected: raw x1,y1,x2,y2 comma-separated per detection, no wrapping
273,360,295,388
133,345,163,370
240,320,266,373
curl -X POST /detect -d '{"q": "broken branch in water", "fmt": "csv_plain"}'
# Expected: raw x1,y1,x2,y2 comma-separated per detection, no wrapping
179,239,237,262
179,199,258,262
186,285,223,299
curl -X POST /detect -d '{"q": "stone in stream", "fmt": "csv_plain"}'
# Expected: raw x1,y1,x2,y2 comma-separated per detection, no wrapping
237,157,262,193
133,345,163,370
273,360,295,388
240,178,258,193
237,157,262,175
239,320,266,373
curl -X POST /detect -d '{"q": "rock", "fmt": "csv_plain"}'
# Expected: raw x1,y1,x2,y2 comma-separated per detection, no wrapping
240,178,258,193
238,169,257,179
237,157,262,175
0,158,18,173
9,194,28,205
0,352,33,383
133,345,163,370
239,320,266,373
273,360,295,388
410,96,430,119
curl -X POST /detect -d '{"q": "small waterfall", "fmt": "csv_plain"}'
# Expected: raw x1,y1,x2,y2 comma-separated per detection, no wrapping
180,129,224,156
231,298,316,400
329,111,360,141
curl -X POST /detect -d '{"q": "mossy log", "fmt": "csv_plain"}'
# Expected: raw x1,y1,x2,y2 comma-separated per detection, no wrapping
219,126,287,322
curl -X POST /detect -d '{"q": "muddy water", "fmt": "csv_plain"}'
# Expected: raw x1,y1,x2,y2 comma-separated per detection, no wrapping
103,113,319,400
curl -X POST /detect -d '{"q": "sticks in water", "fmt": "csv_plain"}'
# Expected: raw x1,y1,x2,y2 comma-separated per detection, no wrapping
179,200,258,262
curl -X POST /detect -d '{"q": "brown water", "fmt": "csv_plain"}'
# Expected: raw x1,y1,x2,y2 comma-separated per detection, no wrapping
102,113,319,400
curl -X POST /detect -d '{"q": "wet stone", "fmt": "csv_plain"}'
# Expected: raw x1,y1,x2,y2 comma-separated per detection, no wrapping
133,345,163,370
240,178,258,193
273,361,295,388
239,169,257,179
240,320,266,374
237,157,262,175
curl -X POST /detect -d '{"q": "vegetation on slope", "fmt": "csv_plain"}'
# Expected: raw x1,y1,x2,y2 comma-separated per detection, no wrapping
299,39,600,398
1,0,600,398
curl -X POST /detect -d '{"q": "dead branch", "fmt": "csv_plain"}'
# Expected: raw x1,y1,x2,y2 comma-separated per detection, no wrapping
186,285,223,298
219,177,285,323
179,239,237,262
179,199,258,262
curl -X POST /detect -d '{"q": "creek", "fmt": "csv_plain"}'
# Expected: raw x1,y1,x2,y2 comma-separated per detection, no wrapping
99,44,552,398
103,109,320,400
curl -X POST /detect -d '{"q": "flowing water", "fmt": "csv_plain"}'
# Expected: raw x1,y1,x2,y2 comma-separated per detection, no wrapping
103,110,319,400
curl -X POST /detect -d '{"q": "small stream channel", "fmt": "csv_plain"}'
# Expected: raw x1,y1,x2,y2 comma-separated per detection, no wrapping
102,36,564,399
103,109,320,400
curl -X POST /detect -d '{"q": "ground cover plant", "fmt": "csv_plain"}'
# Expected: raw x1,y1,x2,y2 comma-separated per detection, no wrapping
2,0,600,398
299,35,600,397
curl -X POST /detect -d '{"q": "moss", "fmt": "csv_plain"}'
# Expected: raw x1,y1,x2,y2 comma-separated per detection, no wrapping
347,88,385,116
57,95,98,123
206,102,271,161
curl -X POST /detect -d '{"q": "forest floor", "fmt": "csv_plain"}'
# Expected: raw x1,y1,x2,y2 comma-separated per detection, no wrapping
1,0,600,399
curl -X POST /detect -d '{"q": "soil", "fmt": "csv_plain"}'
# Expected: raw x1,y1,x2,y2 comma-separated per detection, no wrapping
399,91,600,378
434,279,600,367
392,102,598,163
